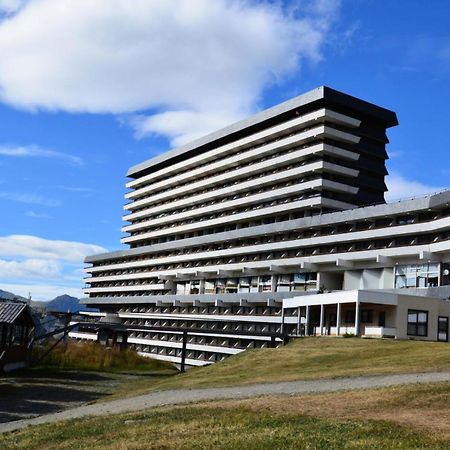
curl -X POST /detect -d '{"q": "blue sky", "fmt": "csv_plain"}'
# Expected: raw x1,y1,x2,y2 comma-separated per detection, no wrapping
0,0,449,300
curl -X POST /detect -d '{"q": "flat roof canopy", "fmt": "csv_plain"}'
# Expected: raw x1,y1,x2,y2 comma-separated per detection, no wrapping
127,86,398,179
283,290,399,308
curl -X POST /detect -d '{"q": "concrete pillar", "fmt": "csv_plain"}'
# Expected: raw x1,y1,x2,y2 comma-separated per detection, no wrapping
319,304,324,336
297,307,301,336
281,307,285,335
305,305,310,336
355,301,360,336
336,302,341,336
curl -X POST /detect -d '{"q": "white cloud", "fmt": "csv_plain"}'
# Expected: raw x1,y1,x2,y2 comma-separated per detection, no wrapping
0,235,107,301
0,0,25,14
0,0,341,145
0,191,60,206
0,234,106,262
0,144,83,165
385,173,446,202
0,282,83,302
0,258,61,279
129,110,243,147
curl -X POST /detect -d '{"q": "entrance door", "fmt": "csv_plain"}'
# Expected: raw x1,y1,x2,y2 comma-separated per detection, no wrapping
327,313,337,335
438,316,449,342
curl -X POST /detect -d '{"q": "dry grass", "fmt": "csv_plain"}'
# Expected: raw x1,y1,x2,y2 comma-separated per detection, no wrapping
34,341,176,374
2,382,450,449
141,337,450,393
195,381,450,437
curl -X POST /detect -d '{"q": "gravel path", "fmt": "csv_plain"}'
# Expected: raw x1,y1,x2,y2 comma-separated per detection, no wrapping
2,371,450,433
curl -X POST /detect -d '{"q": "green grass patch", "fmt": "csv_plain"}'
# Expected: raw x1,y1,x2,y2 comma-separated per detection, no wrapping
1,401,448,450
145,337,450,392
33,341,177,374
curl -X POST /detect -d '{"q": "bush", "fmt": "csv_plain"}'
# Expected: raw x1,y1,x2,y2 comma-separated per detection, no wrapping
342,332,356,338
33,340,175,373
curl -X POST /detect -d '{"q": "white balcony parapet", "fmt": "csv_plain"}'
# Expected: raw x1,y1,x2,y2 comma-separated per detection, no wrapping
122,178,358,238
363,326,397,337
69,331,97,341
137,352,213,366
126,108,361,191
84,283,168,294
120,196,356,243
124,137,359,214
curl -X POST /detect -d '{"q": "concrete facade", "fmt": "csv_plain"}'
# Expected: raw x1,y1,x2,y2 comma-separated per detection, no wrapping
75,86,450,366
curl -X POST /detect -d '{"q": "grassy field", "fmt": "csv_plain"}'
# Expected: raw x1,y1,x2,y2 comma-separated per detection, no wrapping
2,381,450,449
33,341,177,374
128,337,450,393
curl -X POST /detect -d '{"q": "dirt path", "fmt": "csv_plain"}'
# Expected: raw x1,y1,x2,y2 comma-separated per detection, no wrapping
2,371,450,433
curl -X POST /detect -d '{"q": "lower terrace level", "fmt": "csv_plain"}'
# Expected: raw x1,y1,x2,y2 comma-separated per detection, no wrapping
71,287,450,367
285,289,450,342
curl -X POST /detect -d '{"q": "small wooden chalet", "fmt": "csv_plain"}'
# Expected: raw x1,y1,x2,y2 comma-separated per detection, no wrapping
0,302,35,372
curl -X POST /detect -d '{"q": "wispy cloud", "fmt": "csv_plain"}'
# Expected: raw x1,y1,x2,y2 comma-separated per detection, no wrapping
25,210,52,219
0,144,83,166
0,191,60,207
56,185,95,193
385,35,450,75
0,234,106,262
385,173,446,202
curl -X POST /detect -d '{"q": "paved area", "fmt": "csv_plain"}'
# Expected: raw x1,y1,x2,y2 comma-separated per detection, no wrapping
2,371,450,433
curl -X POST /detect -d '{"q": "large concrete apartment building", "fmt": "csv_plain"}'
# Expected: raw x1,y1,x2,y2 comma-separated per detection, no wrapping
75,86,450,367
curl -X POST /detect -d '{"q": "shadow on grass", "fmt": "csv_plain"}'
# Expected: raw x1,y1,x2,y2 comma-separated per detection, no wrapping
0,382,107,423
0,369,123,424
0,367,179,424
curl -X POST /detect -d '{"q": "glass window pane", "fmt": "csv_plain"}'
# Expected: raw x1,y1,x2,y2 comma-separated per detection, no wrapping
418,312,427,323
294,273,306,283
417,324,427,336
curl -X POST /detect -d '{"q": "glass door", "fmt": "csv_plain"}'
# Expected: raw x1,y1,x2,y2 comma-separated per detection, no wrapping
438,316,449,342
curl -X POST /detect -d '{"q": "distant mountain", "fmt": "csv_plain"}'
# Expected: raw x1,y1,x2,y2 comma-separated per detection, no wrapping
0,289,27,303
1,288,94,313
45,294,94,313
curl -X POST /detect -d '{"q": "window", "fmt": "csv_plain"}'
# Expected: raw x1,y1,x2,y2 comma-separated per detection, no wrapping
395,264,439,289
345,310,355,323
176,282,188,295
238,277,250,293
276,275,291,292
291,273,317,291
204,280,215,295
442,263,450,286
361,310,373,324
407,309,428,337
190,280,200,295
215,279,226,294
250,277,259,293
259,276,272,292
225,278,238,294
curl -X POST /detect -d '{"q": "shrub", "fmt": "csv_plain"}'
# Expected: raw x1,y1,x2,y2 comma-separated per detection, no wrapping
342,332,356,338
33,340,175,373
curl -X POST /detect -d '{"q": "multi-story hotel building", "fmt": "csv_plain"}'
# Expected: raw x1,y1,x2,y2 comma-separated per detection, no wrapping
76,86,450,367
